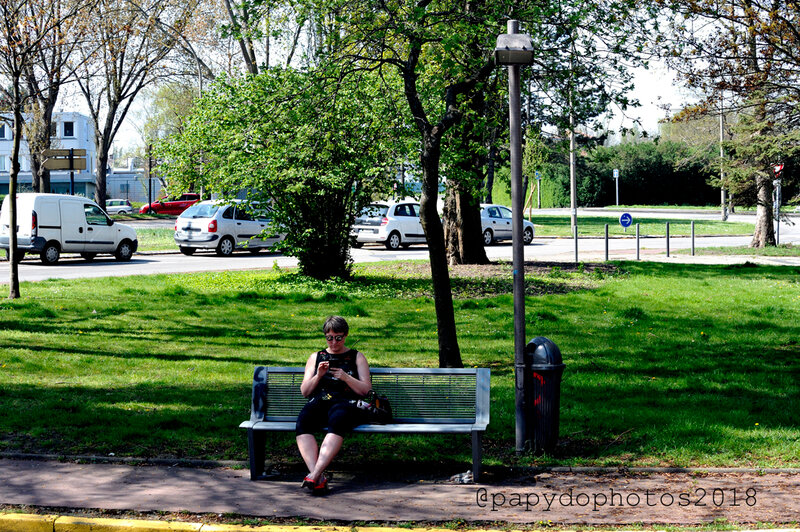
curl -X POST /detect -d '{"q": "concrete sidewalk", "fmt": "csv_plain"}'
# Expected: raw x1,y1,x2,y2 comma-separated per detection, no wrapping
2,458,799,527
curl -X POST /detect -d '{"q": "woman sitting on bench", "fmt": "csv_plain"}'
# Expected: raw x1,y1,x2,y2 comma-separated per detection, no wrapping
296,316,371,493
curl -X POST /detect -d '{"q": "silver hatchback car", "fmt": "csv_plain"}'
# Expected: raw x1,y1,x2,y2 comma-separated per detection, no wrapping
105,199,133,215
480,204,535,245
351,201,426,250
174,200,285,256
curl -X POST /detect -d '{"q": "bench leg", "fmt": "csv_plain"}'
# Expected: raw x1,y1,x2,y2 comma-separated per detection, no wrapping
472,430,483,482
247,429,267,481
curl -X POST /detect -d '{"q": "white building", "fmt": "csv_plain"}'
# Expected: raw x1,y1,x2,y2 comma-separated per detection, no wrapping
0,112,97,196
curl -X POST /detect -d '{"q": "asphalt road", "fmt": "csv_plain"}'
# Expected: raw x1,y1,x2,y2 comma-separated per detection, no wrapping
2,209,798,284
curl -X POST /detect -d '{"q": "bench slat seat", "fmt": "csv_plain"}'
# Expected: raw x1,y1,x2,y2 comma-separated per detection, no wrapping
240,366,490,481
240,421,483,433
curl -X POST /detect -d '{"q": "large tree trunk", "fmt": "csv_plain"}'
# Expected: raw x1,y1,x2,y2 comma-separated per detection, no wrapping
443,92,489,266
94,139,110,212
750,171,775,247
7,102,23,299
444,183,489,265
419,134,462,368
28,104,55,194
400,41,463,368
484,143,497,203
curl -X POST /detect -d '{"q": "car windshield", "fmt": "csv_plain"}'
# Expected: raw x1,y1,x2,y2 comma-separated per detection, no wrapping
181,203,219,218
359,205,389,218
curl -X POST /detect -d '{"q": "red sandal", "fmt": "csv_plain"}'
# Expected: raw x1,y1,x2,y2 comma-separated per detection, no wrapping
301,473,328,493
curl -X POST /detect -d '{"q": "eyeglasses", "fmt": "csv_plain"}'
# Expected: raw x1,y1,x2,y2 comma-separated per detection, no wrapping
325,334,345,342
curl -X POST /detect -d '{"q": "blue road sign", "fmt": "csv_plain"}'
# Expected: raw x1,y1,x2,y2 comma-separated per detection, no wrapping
619,213,632,228
613,168,620,179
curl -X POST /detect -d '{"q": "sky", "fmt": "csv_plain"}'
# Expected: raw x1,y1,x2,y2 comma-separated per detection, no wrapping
606,62,697,139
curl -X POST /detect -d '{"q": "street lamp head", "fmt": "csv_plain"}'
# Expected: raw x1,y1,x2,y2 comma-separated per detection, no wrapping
495,33,534,65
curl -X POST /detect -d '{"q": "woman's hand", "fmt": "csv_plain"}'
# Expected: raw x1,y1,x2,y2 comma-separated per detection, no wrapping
328,366,347,380
317,361,330,378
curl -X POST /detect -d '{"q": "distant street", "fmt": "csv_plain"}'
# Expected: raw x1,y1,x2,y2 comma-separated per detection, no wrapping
2,209,799,284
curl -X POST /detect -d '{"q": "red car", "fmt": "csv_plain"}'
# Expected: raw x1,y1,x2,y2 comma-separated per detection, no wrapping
139,193,201,215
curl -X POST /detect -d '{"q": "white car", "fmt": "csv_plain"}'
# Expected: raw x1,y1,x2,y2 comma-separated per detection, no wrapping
105,199,133,215
351,201,426,250
480,204,535,245
173,200,285,256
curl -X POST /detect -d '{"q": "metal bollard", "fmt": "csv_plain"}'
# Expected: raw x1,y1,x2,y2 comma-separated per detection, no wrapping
604,224,609,262
636,223,640,261
574,224,579,264
691,221,695,256
666,222,670,257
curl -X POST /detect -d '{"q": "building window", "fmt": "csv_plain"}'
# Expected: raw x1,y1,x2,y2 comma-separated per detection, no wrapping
120,183,129,194
0,157,6,171
63,121,75,138
0,124,5,140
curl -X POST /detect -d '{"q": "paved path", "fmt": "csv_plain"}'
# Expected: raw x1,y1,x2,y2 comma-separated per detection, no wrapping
1,459,799,525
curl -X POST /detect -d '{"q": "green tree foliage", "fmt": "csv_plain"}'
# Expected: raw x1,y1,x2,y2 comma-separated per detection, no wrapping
156,67,405,279
582,140,719,206
140,82,198,143
529,0,656,133
659,0,800,245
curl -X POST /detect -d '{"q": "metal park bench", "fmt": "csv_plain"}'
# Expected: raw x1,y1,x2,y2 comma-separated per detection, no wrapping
239,366,491,481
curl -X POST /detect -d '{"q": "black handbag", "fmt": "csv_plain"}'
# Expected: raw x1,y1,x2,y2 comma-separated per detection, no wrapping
353,390,393,424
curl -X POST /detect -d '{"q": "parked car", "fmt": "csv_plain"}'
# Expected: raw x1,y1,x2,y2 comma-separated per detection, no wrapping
173,200,285,256
351,201,426,250
139,193,200,215
480,204,535,245
0,193,138,264
105,199,133,215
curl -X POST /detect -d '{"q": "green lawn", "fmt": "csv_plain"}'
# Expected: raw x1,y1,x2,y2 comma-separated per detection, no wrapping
680,244,800,257
0,261,798,471
525,215,753,238
134,228,178,251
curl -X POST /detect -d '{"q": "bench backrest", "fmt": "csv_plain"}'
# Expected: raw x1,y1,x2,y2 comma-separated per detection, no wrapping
250,366,490,426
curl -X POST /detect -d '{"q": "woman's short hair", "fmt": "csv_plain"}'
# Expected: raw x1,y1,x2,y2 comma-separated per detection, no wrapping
322,316,349,335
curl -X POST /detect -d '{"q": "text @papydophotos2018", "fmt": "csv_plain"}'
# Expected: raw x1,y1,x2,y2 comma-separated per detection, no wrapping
475,487,758,513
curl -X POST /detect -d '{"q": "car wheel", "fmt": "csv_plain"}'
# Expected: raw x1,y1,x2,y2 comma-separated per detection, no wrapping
179,246,196,256
80,252,97,261
216,236,235,256
115,240,134,261
523,227,534,245
385,231,402,250
120,209,130,215
40,242,60,265
483,228,494,246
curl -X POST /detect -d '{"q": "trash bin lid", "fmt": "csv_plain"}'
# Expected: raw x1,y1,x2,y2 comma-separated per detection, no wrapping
525,336,563,365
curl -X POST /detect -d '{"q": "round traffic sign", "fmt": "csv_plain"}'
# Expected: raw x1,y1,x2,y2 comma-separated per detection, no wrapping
619,213,632,228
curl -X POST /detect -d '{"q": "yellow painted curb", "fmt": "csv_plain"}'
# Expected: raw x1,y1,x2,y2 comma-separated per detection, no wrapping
54,515,202,532
199,527,352,531
199,528,511,532
0,513,58,532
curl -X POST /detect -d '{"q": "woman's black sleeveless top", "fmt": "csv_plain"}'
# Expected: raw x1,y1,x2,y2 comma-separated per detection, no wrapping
312,348,360,401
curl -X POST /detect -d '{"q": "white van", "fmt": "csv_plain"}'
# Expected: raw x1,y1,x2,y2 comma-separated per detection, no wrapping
0,193,138,264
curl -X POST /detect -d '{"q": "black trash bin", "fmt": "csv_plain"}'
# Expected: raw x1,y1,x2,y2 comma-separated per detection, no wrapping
524,336,566,455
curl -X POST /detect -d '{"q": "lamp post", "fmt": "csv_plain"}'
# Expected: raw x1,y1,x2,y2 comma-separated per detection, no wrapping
495,19,533,453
